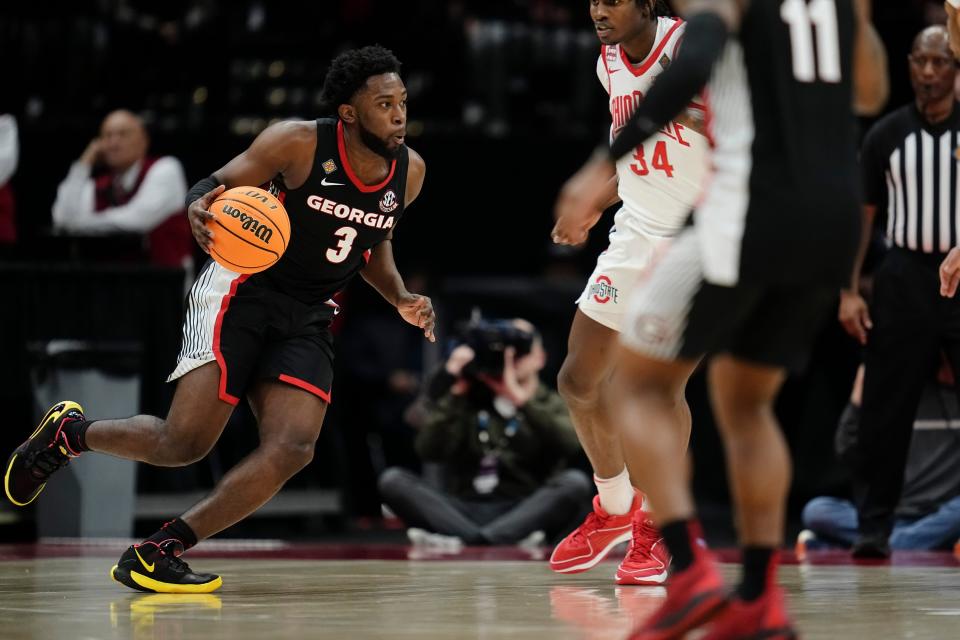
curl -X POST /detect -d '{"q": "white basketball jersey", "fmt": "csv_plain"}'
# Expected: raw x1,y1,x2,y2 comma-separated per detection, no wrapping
597,17,710,236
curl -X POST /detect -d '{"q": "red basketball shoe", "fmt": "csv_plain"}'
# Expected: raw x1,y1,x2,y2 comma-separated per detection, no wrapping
700,586,797,640
626,552,727,639
616,512,671,585
549,492,639,573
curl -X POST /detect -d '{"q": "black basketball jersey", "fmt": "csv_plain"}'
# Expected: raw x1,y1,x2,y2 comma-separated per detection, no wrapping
697,0,860,287
251,118,409,306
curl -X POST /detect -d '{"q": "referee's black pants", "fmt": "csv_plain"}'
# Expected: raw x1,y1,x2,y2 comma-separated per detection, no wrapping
855,247,960,541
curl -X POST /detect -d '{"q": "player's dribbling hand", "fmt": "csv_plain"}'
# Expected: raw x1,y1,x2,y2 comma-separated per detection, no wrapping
187,184,225,253
398,293,436,342
552,153,615,246
838,289,872,345
940,247,960,297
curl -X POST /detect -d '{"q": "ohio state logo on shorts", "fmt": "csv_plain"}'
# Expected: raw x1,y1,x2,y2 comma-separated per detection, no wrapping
379,189,398,213
589,275,619,304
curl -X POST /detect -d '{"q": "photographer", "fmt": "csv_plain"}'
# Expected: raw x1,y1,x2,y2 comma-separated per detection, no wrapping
379,319,591,546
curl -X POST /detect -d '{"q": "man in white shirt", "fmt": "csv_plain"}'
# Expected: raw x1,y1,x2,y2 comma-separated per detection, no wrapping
0,114,18,244
52,109,192,268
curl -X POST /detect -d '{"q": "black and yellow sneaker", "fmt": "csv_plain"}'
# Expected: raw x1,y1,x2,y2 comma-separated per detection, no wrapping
4,400,85,506
111,541,223,594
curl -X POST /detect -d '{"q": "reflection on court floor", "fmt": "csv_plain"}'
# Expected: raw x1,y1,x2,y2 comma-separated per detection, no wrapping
0,544,957,639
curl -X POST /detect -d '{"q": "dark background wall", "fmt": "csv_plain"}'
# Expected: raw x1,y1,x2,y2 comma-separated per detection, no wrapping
0,0,942,537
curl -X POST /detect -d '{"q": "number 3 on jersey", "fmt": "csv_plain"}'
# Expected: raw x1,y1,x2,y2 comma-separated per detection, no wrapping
630,140,674,178
326,226,358,264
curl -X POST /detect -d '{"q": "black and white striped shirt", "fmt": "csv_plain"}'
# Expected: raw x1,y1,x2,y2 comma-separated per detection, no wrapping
862,102,960,254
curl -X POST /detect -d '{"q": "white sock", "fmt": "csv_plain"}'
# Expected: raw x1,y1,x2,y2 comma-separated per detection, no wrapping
594,466,635,515
641,495,652,512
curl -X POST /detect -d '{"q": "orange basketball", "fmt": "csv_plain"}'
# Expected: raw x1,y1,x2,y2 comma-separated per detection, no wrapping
207,186,290,274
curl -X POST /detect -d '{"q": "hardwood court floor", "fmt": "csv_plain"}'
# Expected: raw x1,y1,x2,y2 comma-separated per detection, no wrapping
0,544,957,639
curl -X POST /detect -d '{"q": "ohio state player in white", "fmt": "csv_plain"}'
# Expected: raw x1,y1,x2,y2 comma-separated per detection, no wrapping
550,0,709,585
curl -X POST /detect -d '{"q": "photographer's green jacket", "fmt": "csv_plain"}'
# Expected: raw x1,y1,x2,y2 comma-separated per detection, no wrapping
415,385,581,499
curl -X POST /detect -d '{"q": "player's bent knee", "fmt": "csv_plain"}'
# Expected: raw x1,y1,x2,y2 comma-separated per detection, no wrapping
170,434,218,465
620,375,681,405
151,419,218,465
271,440,316,475
557,362,600,405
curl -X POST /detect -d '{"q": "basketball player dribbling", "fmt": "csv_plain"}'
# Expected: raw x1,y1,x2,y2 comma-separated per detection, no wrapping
4,45,435,593
556,0,886,636
548,0,709,585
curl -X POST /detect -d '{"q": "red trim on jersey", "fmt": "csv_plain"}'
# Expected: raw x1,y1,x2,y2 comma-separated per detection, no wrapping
363,248,372,263
601,45,612,94
621,18,684,77
212,273,250,406
278,374,332,404
336,120,396,193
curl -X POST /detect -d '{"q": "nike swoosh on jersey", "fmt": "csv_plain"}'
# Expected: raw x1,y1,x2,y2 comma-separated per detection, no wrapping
134,547,155,573
321,177,345,186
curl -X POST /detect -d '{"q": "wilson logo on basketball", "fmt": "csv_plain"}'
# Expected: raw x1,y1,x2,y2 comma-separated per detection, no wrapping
590,275,619,304
221,204,274,244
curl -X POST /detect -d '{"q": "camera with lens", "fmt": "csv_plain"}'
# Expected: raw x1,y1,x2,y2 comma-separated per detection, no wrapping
460,318,534,378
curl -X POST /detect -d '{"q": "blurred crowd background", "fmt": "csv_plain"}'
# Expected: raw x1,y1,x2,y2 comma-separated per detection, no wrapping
0,0,952,543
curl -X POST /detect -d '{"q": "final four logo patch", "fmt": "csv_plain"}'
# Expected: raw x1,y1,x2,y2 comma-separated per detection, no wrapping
322,159,337,174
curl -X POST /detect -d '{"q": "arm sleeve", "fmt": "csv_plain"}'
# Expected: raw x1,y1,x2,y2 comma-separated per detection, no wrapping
55,157,188,234
608,11,729,161
860,124,886,207
0,115,18,185
186,174,220,207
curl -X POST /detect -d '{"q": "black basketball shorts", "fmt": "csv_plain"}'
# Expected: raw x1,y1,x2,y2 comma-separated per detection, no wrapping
168,261,337,405
620,228,837,371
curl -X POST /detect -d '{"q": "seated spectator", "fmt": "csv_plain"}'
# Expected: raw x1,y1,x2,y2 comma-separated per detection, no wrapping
798,363,960,553
51,109,192,269
0,113,17,245
379,318,591,547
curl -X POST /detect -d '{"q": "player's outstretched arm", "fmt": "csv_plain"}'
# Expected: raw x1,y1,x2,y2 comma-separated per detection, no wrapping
184,121,312,251
555,0,740,227
852,0,889,115
551,173,619,246
608,0,740,161
360,147,436,342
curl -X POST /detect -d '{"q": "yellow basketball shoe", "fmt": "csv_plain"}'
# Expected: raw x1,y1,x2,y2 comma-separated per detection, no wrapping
4,400,85,506
111,541,222,594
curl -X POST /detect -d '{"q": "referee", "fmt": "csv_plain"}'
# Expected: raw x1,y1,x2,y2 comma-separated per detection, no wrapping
840,25,960,558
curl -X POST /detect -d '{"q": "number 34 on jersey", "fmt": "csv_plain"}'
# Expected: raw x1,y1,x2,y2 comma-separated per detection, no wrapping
629,120,694,179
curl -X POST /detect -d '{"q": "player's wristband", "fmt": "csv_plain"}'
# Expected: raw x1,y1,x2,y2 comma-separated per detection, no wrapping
186,175,220,207
608,11,729,161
